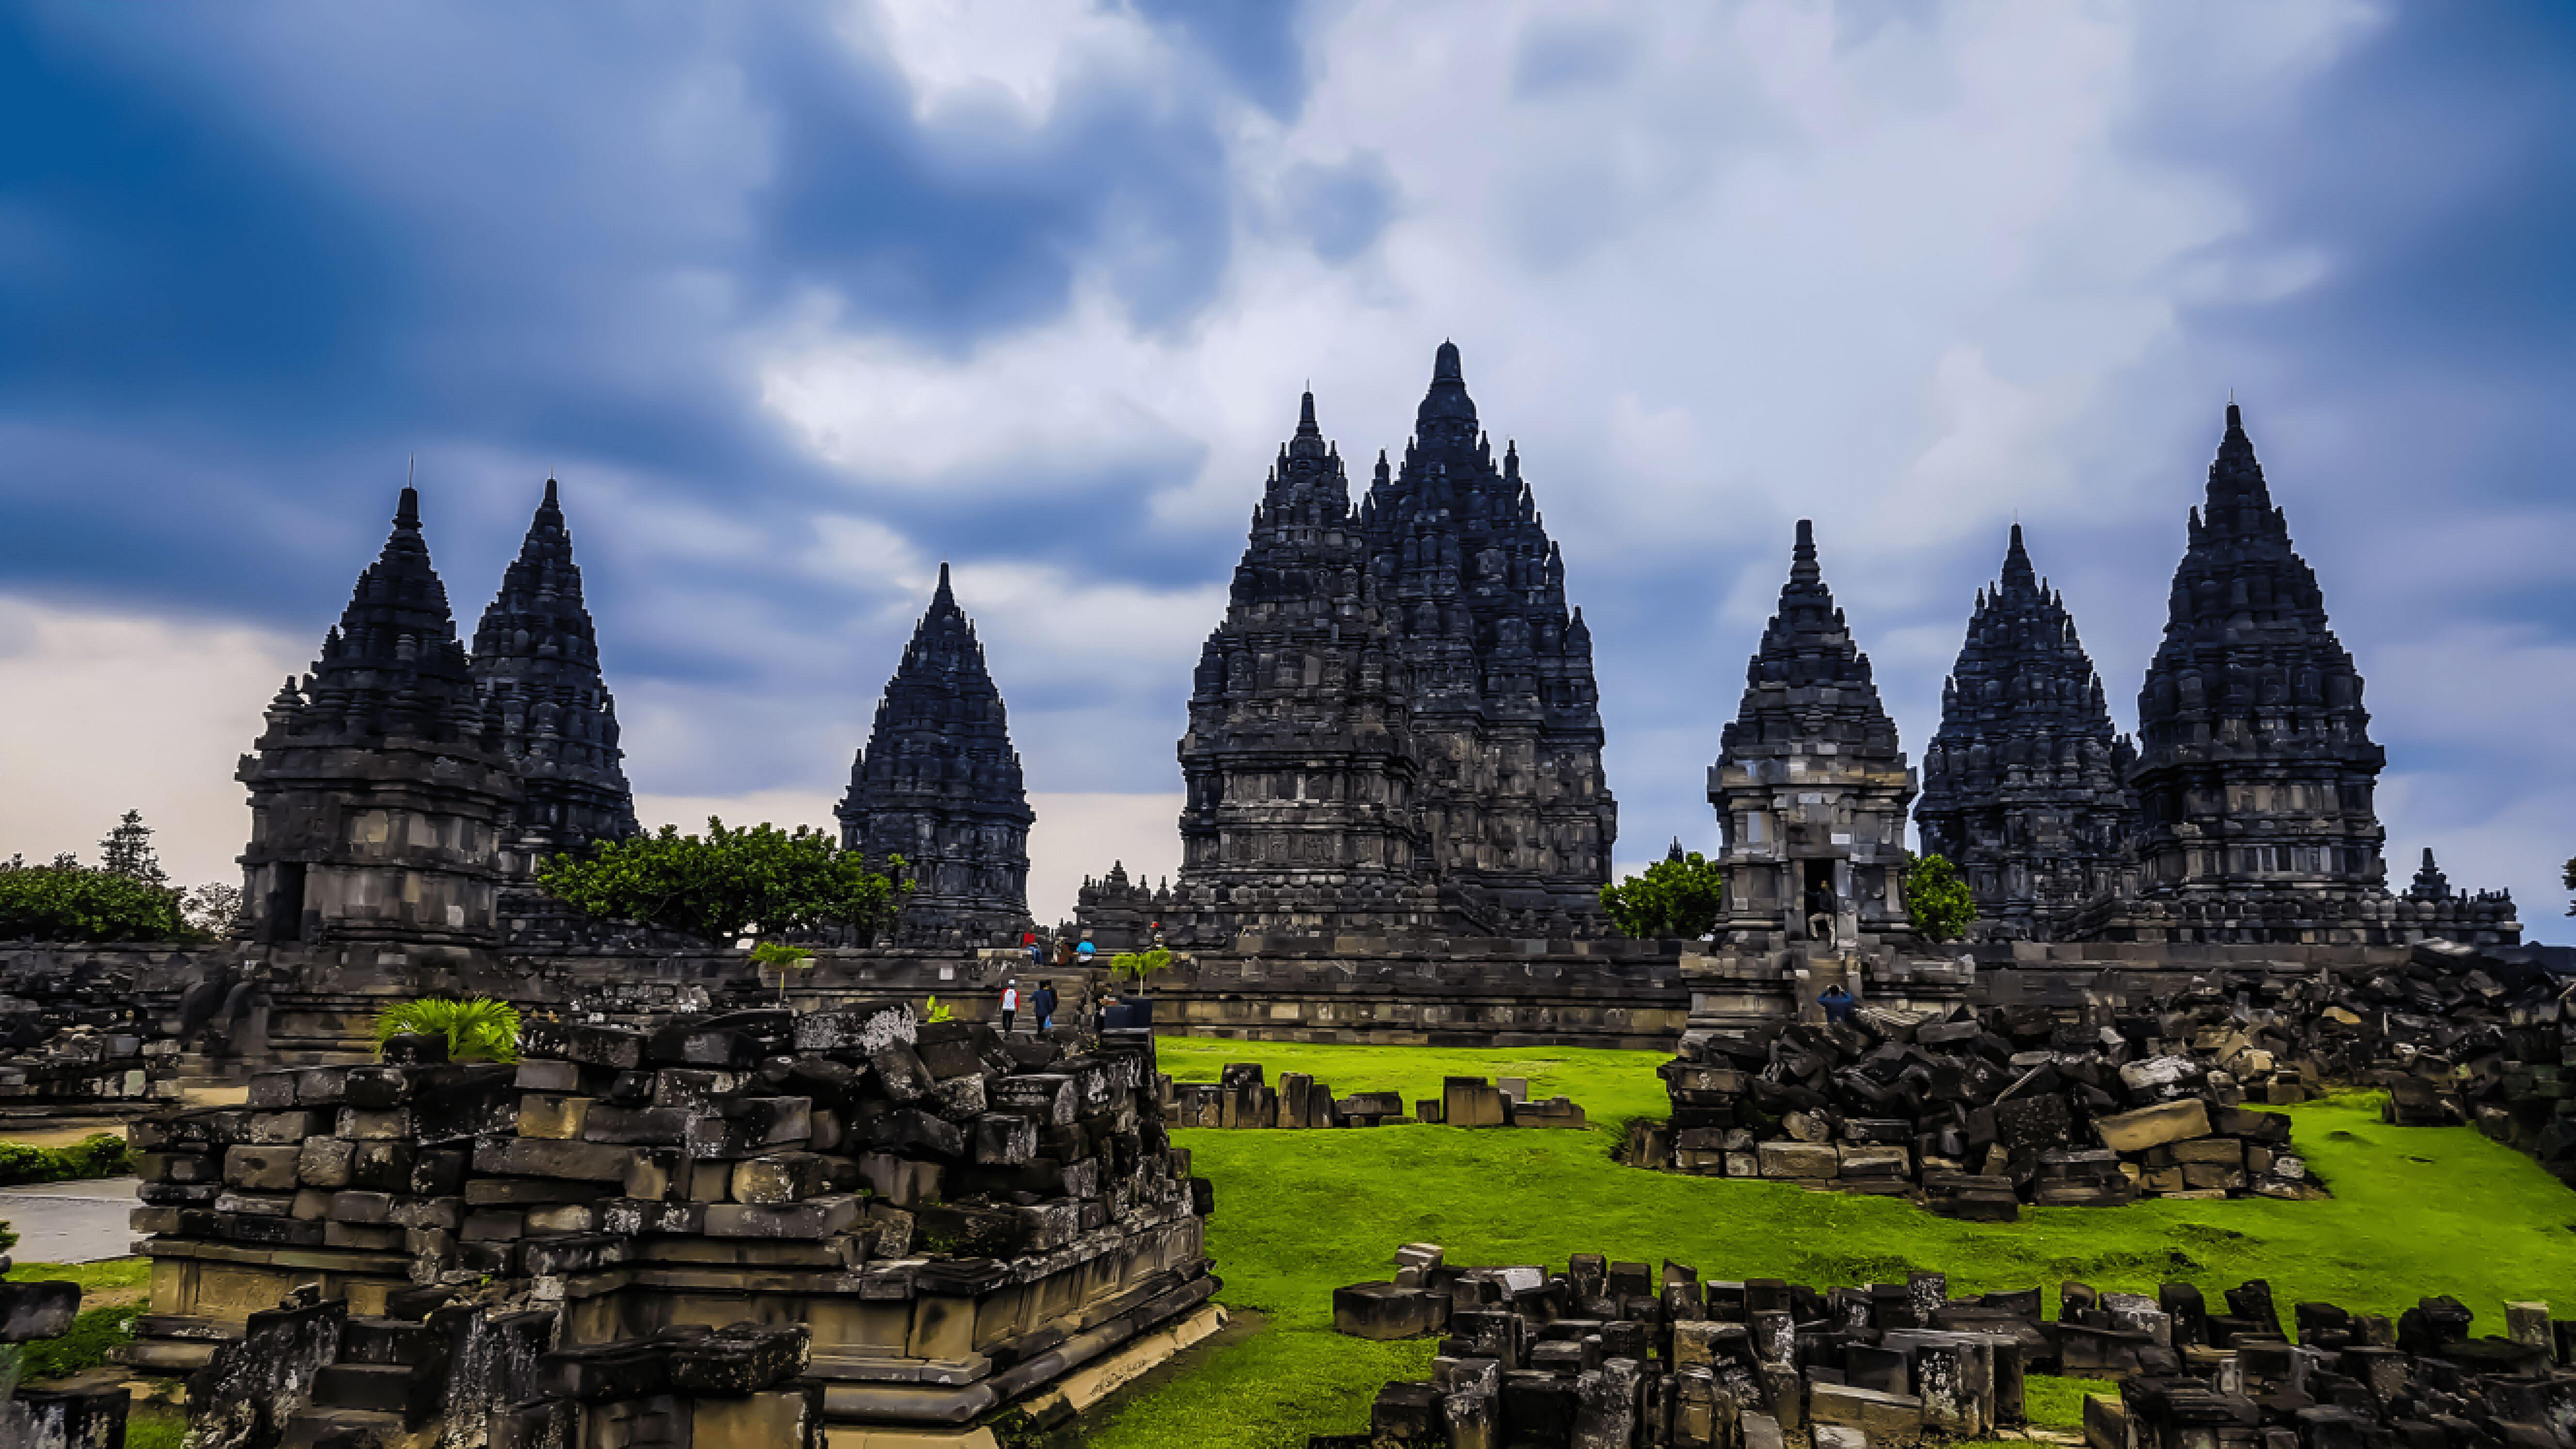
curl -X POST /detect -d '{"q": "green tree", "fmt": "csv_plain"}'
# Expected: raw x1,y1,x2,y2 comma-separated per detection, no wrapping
0,860,189,943
536,817,910,946
374,997,521,1064
98,810,168,887
1599,851,1728,939
1108,947,1174,990
1903,853,1977,943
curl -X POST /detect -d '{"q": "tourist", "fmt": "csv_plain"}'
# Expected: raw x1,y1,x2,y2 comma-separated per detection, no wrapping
1818,983,1855,1025
999,979,1020,1035
1036,979,1058,1031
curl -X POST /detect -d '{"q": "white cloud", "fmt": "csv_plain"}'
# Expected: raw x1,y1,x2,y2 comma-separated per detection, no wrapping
866,0,1173,128
0,596,305,888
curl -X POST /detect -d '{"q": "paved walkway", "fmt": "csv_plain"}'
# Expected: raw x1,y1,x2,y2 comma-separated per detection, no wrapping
0,1177,141,1264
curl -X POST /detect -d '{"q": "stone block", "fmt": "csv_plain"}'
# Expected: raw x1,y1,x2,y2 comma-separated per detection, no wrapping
297,1138,354,1190
1810,1382,1925,1443
0,1280,80,1342
2094,1099,2211,1153
1758,1142,1841,1178
1335,1282,1449,1339
1838,1143,1911,1177
1444,1077,1509,1129
731,1152,828,1205
516,1094,592,1140
702,1194,862,1240
473,1136,642,1183
223,1144,301,1192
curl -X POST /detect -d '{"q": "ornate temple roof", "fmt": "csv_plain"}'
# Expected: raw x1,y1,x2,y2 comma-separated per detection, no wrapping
2135,403,2381,768
845,564,1033,821
1719,519,1902,759
263,485,489,749
471,479,636,847
1920,524,2133,808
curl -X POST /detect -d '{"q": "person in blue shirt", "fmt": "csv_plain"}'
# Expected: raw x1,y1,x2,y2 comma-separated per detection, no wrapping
1818,983,1856,1025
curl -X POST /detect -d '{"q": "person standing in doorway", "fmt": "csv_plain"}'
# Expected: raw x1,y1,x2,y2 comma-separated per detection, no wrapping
999,979,1020,1035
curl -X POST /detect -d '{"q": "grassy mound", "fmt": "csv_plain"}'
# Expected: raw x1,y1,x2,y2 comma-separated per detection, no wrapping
1090,1041,2576,1449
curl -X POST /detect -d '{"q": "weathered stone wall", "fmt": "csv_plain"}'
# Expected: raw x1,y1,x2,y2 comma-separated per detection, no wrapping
1134,937,1696,1050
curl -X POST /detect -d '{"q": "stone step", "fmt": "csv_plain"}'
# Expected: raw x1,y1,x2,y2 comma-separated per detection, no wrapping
339,1316,443,1368
310,1361,440,1421
279,1406,440,1449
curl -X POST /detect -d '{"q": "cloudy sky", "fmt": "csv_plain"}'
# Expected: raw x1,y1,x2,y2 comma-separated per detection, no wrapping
1,1,2568,935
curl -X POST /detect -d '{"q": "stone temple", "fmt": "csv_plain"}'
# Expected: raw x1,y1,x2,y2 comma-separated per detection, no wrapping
1706,520,1917,952
836,565,1035,945
1165,346,1616,943
1915,524,2139,940
2065,404,2515,945
237,485,527,954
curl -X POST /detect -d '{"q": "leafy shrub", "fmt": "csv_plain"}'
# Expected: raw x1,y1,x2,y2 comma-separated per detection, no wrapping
375,997,521,1064
538,818,910,946
1600,850,1727,939
924,995,955,1024
0,1134,134,1187
1903,853,1977,943
0,863,188,943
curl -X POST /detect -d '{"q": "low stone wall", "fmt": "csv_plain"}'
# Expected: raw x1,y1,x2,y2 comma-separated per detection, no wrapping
1161,1064,1589,1131
1133,938,1696,1050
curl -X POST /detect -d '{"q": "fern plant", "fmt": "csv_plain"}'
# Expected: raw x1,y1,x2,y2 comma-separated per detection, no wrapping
924,995,955,1024
374,996,522,1064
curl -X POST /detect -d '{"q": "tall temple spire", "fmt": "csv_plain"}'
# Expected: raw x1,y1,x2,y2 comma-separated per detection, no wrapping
2090,401,2416,942
238,480,520,948
1167,386,1438,942
837,569,1034,944
1916,523,2136,939
472,477,637,862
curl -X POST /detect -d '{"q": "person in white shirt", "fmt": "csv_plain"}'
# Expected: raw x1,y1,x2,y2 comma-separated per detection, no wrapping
999,981,1020,1035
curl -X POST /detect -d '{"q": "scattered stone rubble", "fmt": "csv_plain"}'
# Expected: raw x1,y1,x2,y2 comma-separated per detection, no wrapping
1639,1002,2324,1218
2151,945,2576,1187
121,1005,1217,1445
1319,1244,2576,1449
1161,1066,1587,1131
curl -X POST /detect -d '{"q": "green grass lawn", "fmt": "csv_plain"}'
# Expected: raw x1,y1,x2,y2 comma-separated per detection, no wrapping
1089,1041,2576,1449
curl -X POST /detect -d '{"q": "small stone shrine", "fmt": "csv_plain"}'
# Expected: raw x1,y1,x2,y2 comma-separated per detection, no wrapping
1706,521,1917,952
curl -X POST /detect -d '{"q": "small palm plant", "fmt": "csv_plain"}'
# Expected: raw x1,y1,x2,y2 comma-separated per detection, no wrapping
751,940,816,1006
374,996,522,1064
924,995,955,1024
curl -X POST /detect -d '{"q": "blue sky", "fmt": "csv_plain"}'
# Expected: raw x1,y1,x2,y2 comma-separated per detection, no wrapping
0,1,2568,934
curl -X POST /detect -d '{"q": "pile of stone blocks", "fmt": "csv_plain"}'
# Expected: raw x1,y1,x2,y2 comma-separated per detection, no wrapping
123,1003,1220,1444
1160,1066,1587,1131
0,973,176,1128
1648,1004,2320,1217
1320,1246,2576,1449
2147,945,2576,1184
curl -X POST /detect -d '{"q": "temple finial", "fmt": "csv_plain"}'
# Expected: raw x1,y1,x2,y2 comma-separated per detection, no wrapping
544,476,559,508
